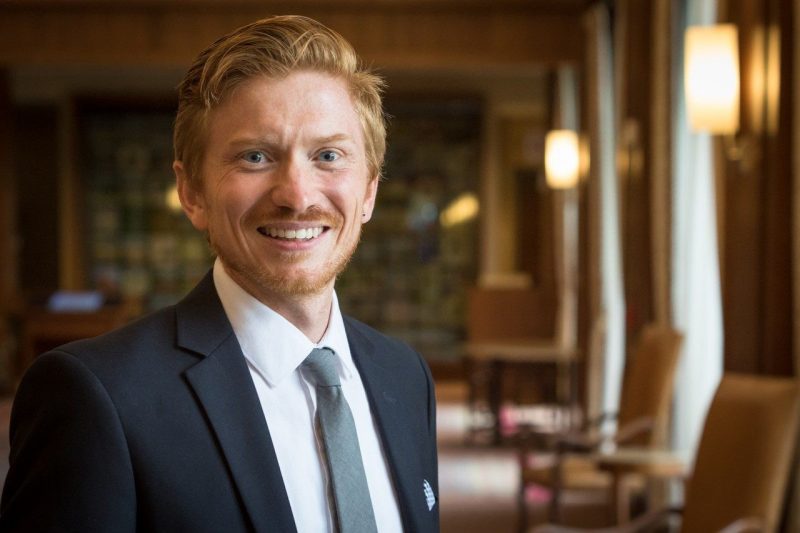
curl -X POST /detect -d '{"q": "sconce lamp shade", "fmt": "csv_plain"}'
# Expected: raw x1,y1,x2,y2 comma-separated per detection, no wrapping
545,129,580,189
685,24,740,134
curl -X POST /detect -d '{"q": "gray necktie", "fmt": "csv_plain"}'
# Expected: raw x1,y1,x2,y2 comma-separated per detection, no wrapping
302,347,378,533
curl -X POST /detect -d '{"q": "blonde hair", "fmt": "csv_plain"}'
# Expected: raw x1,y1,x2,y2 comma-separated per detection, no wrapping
174,15,386,188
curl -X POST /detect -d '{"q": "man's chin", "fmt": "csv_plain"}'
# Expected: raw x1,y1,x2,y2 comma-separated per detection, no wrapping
260,274,333,297
226,261,337,299
213,242,356,300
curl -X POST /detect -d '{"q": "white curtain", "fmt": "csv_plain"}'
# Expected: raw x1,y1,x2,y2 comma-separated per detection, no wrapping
670,0,724,456
588,5,626,423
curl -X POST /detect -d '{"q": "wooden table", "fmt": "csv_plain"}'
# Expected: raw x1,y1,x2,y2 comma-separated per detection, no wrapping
464,340,579,444
18,306,130,376
592,447,689,523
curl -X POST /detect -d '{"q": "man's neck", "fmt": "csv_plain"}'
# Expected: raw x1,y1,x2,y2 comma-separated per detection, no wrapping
257,290,333,344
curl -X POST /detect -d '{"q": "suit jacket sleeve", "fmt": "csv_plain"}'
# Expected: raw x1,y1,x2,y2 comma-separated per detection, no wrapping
1,350,137,532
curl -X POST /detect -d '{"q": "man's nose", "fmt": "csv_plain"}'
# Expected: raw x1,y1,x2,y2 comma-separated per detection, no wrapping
269,159,313,212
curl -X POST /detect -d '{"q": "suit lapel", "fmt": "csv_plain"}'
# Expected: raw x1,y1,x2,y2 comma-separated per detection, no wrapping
345,320,428,532
177,273,297,533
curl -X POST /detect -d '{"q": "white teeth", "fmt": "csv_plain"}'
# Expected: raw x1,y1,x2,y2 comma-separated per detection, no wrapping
263,226,323,240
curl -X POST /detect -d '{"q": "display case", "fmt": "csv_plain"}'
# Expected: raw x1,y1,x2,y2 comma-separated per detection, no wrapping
80,100,211,312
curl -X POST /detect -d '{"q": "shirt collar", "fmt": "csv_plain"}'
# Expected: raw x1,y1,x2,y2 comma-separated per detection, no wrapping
212,258,355,387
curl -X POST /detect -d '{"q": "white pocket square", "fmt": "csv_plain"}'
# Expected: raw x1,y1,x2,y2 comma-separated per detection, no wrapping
423,479,436,511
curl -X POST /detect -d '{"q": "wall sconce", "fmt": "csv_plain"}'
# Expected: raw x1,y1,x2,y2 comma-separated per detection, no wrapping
684,23,771,170
685,24,740,134
545,129,582,189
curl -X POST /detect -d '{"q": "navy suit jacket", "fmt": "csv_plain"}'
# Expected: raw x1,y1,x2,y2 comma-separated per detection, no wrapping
0,273,439,532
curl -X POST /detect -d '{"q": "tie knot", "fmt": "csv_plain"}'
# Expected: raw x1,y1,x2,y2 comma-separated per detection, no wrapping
302,347,340,387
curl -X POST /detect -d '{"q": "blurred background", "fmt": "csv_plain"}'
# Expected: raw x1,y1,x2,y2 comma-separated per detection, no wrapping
0,0,798,531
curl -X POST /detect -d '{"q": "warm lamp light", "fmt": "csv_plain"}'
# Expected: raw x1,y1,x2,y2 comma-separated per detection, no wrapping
684,24,740,134
545,129,580,189
165,184,183,212
439,192,479,227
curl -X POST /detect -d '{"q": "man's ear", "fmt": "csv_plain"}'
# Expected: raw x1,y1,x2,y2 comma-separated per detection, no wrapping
173,161,208,231
360,175,379,223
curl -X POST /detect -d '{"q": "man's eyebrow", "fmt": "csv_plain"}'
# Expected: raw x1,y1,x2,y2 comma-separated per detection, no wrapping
312,133,355,144
225,136,279,149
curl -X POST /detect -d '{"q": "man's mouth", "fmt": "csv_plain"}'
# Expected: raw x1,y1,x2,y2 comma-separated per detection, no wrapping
257,226,325,240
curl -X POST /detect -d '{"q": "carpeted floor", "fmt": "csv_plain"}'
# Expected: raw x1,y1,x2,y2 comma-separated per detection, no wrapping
436,382,520,532
435,381,612,533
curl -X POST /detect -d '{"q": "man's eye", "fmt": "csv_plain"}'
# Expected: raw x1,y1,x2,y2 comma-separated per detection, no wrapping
243,151,266,164
318,150,340,163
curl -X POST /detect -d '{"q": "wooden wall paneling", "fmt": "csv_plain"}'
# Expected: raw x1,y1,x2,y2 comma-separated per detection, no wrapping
790,0,800,527
58,98,85,290
722,0,793,375
480,104,507,280
649,0,672,327
722,168,762,374
13,106,60,295
0,2,585,69
759,0,794,375
514,152,555,287
0,71,15,306
0,69,18,386
734,0,768,374
483,104,550,283
794,0,800,376
721,0,765,373
617,0,654,346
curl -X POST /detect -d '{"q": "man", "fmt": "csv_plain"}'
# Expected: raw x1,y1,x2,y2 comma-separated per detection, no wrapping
0,16,439,533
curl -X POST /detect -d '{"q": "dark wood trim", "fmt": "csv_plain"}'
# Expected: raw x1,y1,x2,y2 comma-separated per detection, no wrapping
617,0,655,345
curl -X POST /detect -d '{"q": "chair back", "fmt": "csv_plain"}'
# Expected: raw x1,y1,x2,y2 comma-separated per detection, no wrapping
466,287,558,342
617,324,683,447
682,373,800,533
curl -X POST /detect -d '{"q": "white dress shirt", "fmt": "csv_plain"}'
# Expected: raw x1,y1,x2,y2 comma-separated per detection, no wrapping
213,259,403,532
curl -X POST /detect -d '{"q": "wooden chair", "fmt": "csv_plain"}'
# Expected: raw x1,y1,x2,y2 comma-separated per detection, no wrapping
532,373,800,533
517,324,683,529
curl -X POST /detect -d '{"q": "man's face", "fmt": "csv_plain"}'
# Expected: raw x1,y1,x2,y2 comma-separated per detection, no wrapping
176,71,378,302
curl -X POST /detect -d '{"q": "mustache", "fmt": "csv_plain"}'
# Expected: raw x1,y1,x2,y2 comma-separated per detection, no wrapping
252,206,342,226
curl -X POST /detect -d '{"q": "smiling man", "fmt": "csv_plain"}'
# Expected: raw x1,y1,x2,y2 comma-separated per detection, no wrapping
1,16,439,533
